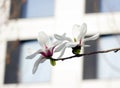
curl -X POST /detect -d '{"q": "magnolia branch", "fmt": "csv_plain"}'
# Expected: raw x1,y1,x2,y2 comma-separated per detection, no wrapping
51,48,120,61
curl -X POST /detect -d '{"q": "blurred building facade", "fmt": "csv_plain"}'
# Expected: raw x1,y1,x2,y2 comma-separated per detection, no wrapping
0,0,120,88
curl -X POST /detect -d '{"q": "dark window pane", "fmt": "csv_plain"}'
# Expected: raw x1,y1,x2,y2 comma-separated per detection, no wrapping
85,0,120,13
4,41,20,83
83,37,98,79
85,0,100,13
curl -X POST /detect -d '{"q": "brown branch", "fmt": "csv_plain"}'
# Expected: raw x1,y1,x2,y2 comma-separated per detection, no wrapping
52,48,120,61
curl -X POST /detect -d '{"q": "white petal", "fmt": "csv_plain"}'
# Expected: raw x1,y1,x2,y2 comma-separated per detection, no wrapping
56,42,78,58
32,56,46,74
57,46,66,58
84,33,99,42
64,37,73,42
62,33,66,37
26,49,42,59
77,23,87,41
51,41,60,48
72,24,81,39
54,33,65,41
54,33,72,42
54,42,68,52
47,40,61,52
37,31,49,47
66,42,78,48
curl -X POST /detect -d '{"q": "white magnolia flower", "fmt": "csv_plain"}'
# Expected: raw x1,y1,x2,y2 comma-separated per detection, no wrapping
54,23,99,57
26,31,63,74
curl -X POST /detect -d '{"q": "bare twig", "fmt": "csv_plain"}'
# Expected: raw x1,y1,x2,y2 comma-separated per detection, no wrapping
51,48,120,61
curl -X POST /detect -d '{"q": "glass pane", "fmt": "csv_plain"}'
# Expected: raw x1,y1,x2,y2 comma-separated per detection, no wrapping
10,0,54,19
97,35,120,79
21,0,54,18
85,0,120,13
100,0,120,12
4,40,51,84
83,35,120,80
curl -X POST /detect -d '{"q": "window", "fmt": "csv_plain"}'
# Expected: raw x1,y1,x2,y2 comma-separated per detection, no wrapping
83,35,120,80
4,40,51,84
85,0,120,13
10,0,54,19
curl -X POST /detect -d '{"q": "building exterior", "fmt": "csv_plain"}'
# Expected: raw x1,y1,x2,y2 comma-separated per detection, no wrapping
0,0,120,88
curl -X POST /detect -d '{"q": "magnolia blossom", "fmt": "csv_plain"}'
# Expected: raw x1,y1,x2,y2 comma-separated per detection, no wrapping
26,31,63,74
54,23,99,57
